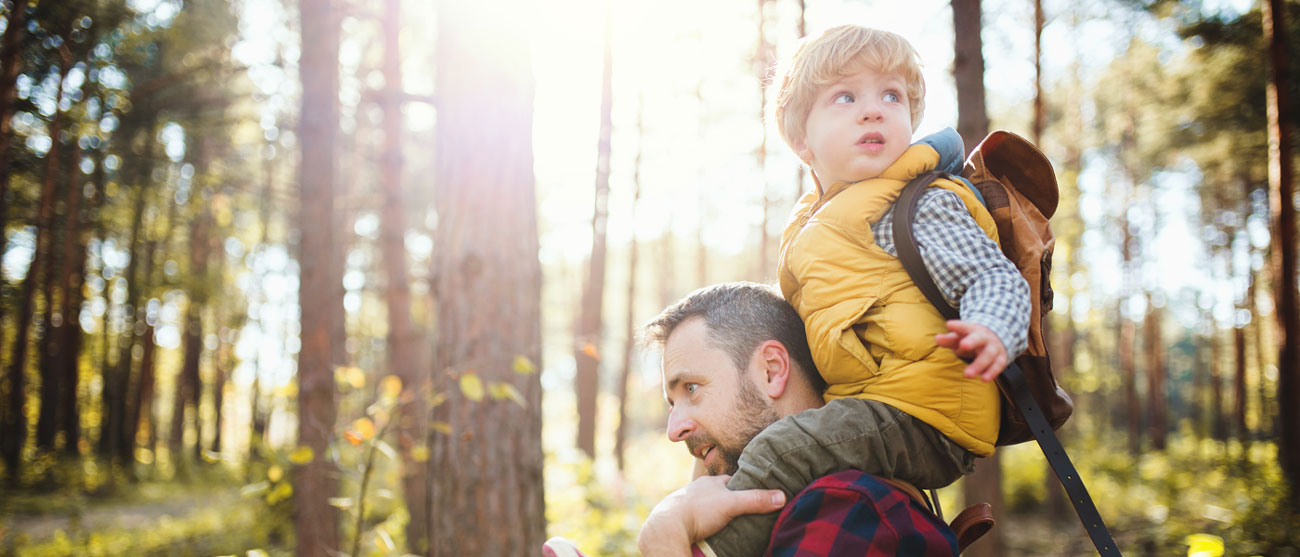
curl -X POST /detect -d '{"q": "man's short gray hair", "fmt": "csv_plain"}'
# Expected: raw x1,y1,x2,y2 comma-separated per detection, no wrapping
643,282,824,392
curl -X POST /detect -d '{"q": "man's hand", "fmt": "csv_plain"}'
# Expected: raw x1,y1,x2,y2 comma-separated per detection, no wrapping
637,475,787,557
934,320,1008,382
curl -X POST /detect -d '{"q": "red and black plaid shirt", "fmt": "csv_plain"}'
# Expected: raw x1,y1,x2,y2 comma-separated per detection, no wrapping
763,470,957,556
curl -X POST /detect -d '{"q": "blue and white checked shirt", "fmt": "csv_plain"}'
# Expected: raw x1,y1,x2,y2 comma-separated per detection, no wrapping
871,187,1031,358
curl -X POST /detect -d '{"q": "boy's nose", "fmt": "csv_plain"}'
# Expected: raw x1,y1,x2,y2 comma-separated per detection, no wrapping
859,103,883,122
852,100,883,121
666,408,696,442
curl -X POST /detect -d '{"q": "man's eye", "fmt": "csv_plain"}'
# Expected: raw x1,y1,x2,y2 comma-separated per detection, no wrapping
883,91,901,103
832,93,854,104
686,384,698,395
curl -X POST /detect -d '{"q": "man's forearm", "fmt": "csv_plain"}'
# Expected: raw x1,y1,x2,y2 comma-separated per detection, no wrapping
637,475,785,557
637,511,695,557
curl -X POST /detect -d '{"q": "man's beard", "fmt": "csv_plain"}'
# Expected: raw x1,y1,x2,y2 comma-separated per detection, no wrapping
688,376,781,476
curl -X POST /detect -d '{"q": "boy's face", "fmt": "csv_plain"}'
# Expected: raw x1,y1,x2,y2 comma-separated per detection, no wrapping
795,65,913,186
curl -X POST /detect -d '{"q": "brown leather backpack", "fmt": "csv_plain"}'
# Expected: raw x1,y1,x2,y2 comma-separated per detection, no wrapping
894,130,1119,555
961,130,1074,445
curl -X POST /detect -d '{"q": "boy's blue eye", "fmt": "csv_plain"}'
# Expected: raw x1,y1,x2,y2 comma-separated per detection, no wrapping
832,93,854,104
686,383,698,395
883,91,901,103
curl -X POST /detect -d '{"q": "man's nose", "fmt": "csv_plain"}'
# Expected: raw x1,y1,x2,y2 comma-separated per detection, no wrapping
666,408,695,442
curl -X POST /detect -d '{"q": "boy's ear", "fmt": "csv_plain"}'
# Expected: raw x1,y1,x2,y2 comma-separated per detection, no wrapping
793,138,814,164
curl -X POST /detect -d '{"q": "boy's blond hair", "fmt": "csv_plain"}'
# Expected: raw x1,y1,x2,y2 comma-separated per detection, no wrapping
773,26,926,151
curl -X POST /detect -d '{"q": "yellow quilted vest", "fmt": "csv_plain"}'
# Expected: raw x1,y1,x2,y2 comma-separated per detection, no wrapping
778,144,1002,456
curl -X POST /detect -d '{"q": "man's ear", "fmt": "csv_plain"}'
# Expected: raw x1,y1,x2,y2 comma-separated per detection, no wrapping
755,340,791,398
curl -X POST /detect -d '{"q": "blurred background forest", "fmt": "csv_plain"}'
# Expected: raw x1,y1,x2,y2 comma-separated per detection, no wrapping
0,0,1296,554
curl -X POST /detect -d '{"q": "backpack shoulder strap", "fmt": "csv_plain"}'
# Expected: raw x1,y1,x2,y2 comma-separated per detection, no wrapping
892,170,959,321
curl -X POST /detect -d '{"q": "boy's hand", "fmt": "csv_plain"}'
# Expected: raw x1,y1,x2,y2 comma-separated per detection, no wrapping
935,320,1008,382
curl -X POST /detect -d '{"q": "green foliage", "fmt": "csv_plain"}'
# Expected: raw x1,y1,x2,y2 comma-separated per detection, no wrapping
544,455,649,555
1000,433,1300,555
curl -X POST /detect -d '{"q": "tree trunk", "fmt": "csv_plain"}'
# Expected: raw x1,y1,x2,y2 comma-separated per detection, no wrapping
428,0,545,553
1263,0,1300,512
1031,0,1044,146
755,0,772,280
1211,317,1227,440
101,122,155,461
59,141,105,456
296,0,342,550
0,0,29,321
1144,299,1166,450
38,83,80,452
952,0,988,151
376,0,430,548
1234,318,1248,440
3,57,68,481
575,5,613,460
125,186,171,463
1121,314,1140,454
211,337,228,454
615,99,645,473
950,5,1002,554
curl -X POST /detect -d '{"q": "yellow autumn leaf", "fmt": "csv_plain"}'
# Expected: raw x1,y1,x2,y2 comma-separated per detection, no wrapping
459,373,485,401
266,481,294,504
430,421,452,435
267,465,283,483
410,445,430,462
429,391,448,408
512,355,536,374
581,343,599,359
489,382,526,407
1185,534,1224,557
288,445,315,465
352,417,376,441
335,366,365,389
380,375,403,398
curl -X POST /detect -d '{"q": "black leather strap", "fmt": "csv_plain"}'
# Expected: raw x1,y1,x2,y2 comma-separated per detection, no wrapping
892,171,1122,556
893,171,958,321
1003,362,1120,555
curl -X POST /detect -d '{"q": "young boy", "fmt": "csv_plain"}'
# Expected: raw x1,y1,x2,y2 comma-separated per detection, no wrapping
699,25,1030,556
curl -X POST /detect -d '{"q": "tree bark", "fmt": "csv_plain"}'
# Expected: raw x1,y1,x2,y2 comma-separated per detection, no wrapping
170,200,208,464
615,99,645,473
428,0,546,553
376,0,430,548
755,0,772,280
1234,317,1248,440
1263,0,1300,512
950,5,1002,554
37,75,79,452
1121,314,1140,454
1031,0,1044,146
575,5,613,460
3,57,69,481
1144,299,1166,450
0,0,29,322
101,121,155,461
296,0,342,551
1211,317,1227,440
952,0,988,152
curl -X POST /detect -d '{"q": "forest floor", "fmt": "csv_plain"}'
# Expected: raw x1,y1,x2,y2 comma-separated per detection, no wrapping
3,486,242,543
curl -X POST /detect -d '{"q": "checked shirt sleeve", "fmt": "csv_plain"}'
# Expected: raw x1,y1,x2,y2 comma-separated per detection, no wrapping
873,188,1031,358
766,471,957,557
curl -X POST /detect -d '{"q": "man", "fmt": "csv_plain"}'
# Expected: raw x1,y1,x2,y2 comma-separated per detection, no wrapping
635,282,959,557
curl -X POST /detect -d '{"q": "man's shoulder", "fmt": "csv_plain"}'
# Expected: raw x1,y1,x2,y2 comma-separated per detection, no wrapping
767,470,958,556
